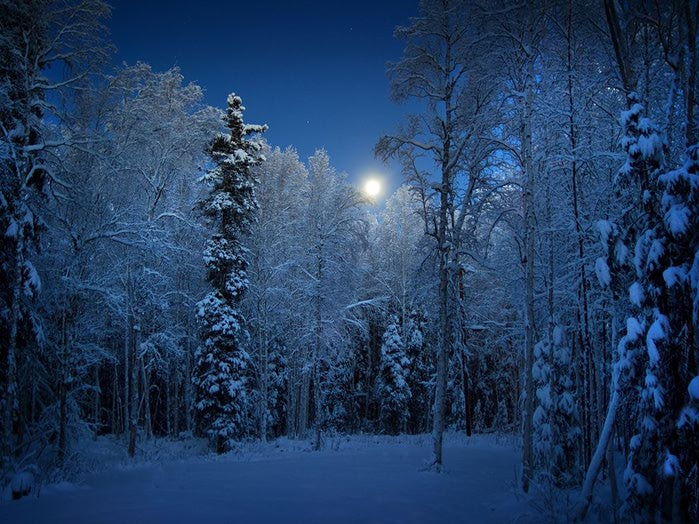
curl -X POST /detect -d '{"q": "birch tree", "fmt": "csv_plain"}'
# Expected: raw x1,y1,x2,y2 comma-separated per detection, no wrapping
377,0,500,469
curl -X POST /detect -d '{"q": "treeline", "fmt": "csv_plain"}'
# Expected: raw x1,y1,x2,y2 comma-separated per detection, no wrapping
0,0,517,481
1,0,698,521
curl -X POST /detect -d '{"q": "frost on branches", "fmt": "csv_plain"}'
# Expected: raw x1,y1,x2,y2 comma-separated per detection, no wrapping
193,94,267,453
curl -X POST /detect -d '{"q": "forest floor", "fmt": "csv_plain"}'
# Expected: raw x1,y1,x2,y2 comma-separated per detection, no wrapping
0,432,613,523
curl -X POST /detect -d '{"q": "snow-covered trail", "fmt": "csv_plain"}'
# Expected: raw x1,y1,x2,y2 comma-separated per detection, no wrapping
1,435,532,523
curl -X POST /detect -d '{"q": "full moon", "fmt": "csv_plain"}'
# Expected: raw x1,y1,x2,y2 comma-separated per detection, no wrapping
363,178,382,198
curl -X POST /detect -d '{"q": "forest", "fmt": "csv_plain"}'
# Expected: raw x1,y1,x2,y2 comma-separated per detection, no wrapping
1,0,698,522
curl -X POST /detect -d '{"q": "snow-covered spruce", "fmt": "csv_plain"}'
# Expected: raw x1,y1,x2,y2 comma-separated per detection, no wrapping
377,318,412,434
0,0,51,467
622,118,699,521
532,338,553,475
192,94,267,453
531,327,579,487
549,327,579,486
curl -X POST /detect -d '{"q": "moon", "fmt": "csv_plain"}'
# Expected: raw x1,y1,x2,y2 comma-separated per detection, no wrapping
363,178,382,198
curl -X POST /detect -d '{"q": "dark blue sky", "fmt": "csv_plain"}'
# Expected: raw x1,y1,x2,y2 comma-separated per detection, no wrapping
107,0,419,190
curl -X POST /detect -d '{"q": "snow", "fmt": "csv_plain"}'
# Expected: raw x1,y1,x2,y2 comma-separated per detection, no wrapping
646,312,669,366
23,260,41,297
625,471,653,496
536,383,552,409
552,326,564,347
636,125,662,160
595,220,613,247
664,204,690,236
629,434,641,451
662,452,680,477
678,407,698,428
624,317,645,343
620,101,643,129
644,371,664,410
646,239,665,270
10,471,35,499
615,240,629,266
0,433,539,524
5,219,18,238
689,375,699,401
594,257,611,287
629,282,644,307
663,266,686,288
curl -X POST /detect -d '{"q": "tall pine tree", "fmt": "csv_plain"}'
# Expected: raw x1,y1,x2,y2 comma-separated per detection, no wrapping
193,94,266,453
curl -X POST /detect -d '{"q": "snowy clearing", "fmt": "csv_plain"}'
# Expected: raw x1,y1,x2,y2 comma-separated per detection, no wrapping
0,433,543,524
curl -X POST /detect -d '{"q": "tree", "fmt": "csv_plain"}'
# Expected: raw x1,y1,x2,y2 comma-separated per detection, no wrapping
245,144,308,441
378,318,411,434
549,327,579,486
0,0,109,469
532,339,553,477
377,0,500,469
298,149,364,448
404,307,433,434
623,109,699,524
193,94,266,453
51,64,219,457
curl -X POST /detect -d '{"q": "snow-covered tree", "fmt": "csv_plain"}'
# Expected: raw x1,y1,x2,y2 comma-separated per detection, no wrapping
263,341,288,438
245,144,308,440
533,326,579,486
377,0,503,469
494,399,509,433
404,308,433,434
532,339,553,475
623,141,699,522
0,0,109,469
296,149,364,447
378,319,411,434
193,94,266,453
550,327,579,486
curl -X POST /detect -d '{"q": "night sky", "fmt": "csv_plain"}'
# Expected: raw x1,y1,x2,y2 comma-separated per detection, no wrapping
107,0,419,190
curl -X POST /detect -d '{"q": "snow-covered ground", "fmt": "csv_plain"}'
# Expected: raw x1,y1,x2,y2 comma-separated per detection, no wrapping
0,432,606,523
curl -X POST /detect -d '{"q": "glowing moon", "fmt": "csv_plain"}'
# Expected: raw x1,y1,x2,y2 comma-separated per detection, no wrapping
363,178,382,198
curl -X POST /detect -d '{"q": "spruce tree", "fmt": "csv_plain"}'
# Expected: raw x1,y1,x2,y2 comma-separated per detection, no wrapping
193,94,266,453
550,326,579,486
378,318,411,434
532,327,579,486
532,339,553,475
0,0,49,466
405,308,431,433
494,399,509,433
625,142,699,522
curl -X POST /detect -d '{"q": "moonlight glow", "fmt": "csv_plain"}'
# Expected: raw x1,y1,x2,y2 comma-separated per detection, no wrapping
363,178,382,198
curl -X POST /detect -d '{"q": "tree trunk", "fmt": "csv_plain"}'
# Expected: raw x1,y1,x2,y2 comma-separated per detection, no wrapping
608,426,619,523
521,29,537,492
299,370,310,438
579,389,618,520
127,278,139,457
461,351,471,437
140,357,152,439
2,238,24,468
57,309,68,466
93,366,100,437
